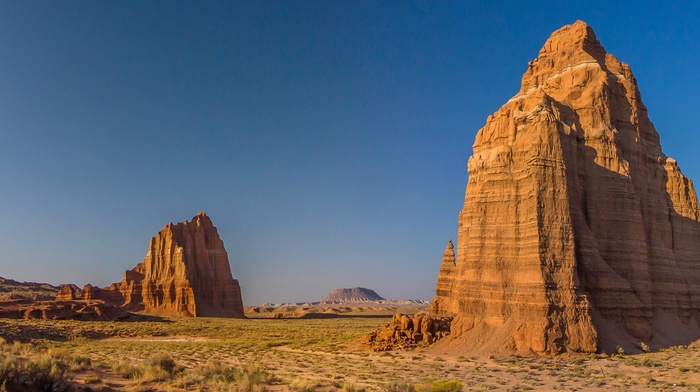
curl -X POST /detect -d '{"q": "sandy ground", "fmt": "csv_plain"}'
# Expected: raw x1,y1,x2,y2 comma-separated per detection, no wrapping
3,314,700,391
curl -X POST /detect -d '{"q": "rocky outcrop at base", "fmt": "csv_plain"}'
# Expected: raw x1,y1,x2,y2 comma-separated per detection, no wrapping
363,313,453,351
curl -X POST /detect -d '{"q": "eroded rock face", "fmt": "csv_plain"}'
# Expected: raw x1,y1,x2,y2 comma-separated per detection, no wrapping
430,240,455,314
88,212,244,317
433,21,700,354
55,284,81,301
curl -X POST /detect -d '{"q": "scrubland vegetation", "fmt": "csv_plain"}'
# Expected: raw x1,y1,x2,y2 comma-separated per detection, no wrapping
1,315,700,391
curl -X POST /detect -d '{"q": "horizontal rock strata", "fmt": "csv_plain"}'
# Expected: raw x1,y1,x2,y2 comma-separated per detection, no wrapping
78,212,244,317
433,20,700,354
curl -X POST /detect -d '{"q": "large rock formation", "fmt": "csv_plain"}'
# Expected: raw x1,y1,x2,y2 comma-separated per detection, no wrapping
322,287,385,303
433,21,700,354
79,212,244,317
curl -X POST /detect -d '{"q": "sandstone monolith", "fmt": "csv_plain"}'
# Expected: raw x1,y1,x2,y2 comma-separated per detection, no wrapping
87,212,244,317
433,21,700,354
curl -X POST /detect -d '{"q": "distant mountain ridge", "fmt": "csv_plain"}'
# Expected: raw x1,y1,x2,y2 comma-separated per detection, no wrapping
0,276,59,301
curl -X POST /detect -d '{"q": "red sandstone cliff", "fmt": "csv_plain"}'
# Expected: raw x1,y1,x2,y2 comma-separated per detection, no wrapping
85,212,244,317
433,21,700,354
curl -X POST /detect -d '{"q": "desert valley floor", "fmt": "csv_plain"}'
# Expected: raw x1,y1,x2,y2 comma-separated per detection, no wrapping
2,306,700,391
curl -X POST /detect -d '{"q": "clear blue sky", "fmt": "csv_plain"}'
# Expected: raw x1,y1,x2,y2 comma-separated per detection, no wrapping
0,1,697,305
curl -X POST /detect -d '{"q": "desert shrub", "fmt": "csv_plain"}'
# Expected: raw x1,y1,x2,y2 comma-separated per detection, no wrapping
386,380,416,392
112,360,144,379
193,360,236,383
0,352,73,392
68,354,92,371
343,383,366,392
0,352,18,387
113,354,182,382
19,356,73,392
288,379,319,392
10,341,30,355
190,361,274,390
429,380,463,392
48,348,70,361
139,364,170,382
145,354,179,375
641,357,659,367
414,379,463,392
231,364,274,392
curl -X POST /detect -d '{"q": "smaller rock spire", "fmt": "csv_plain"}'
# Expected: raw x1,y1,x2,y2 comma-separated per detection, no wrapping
431,239,457,314
445,238,454,252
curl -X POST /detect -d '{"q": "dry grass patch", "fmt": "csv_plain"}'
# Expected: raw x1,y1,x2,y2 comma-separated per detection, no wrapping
6,316,700,390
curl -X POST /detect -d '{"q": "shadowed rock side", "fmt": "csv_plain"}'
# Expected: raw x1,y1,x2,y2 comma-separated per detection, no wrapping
433,20,700,354
65,212,244,317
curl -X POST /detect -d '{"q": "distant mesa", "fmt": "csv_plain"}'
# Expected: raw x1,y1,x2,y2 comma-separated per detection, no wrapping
321,287,385,303
432,20,700,354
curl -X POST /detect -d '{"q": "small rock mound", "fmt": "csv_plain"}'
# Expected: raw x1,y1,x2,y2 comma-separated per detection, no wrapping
363,313,453,351
322,287,384,303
